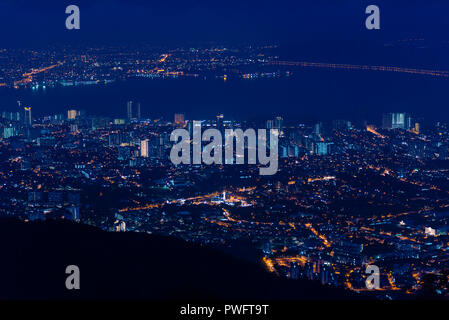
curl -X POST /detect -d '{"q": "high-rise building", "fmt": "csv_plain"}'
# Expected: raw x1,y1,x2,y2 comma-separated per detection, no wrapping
187,120,193,135
24,107,32,126
174,113,185,125
332,119,352,131
136,102,141,119
2,111,20,122
114,119,126,125
127,101,133,120
67,109,79,120
140,139,149,158
382,113,391,129
3,127,17,139
216,114,224,131
314,122,322,134
274,116,283,132
314,142,333,155
413,122,420,134
382,113,412,130
266,120,274,130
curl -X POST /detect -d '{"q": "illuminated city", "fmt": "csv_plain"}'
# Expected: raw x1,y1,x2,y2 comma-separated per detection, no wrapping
1,0,449,311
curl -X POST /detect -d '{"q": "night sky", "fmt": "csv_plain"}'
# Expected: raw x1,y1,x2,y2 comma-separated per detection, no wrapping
0,0,448,47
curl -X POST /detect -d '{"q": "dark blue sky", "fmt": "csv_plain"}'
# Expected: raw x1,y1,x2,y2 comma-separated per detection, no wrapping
0,0,448,47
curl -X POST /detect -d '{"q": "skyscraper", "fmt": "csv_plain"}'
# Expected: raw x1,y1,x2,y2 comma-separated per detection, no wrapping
3,127,16,139
274,116,283,130
313,122,323,136
140,139,149,158
24,107,32,126
216,114,224,131
274,116,284,136
413,122,420,134
127,101,133,120
187,120,193,136
314,142,333,156
67,109,79,120
136,102,141,120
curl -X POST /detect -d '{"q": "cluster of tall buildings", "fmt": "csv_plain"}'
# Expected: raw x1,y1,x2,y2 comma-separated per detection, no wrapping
382,112,412,130
1,103,32,139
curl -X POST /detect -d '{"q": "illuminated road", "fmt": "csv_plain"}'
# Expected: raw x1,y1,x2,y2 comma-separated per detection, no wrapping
159,54,169,63
14,62,64,86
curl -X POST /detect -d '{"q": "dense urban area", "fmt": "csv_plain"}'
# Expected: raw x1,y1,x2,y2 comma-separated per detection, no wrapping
1,102,449,298
1,45,449,299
